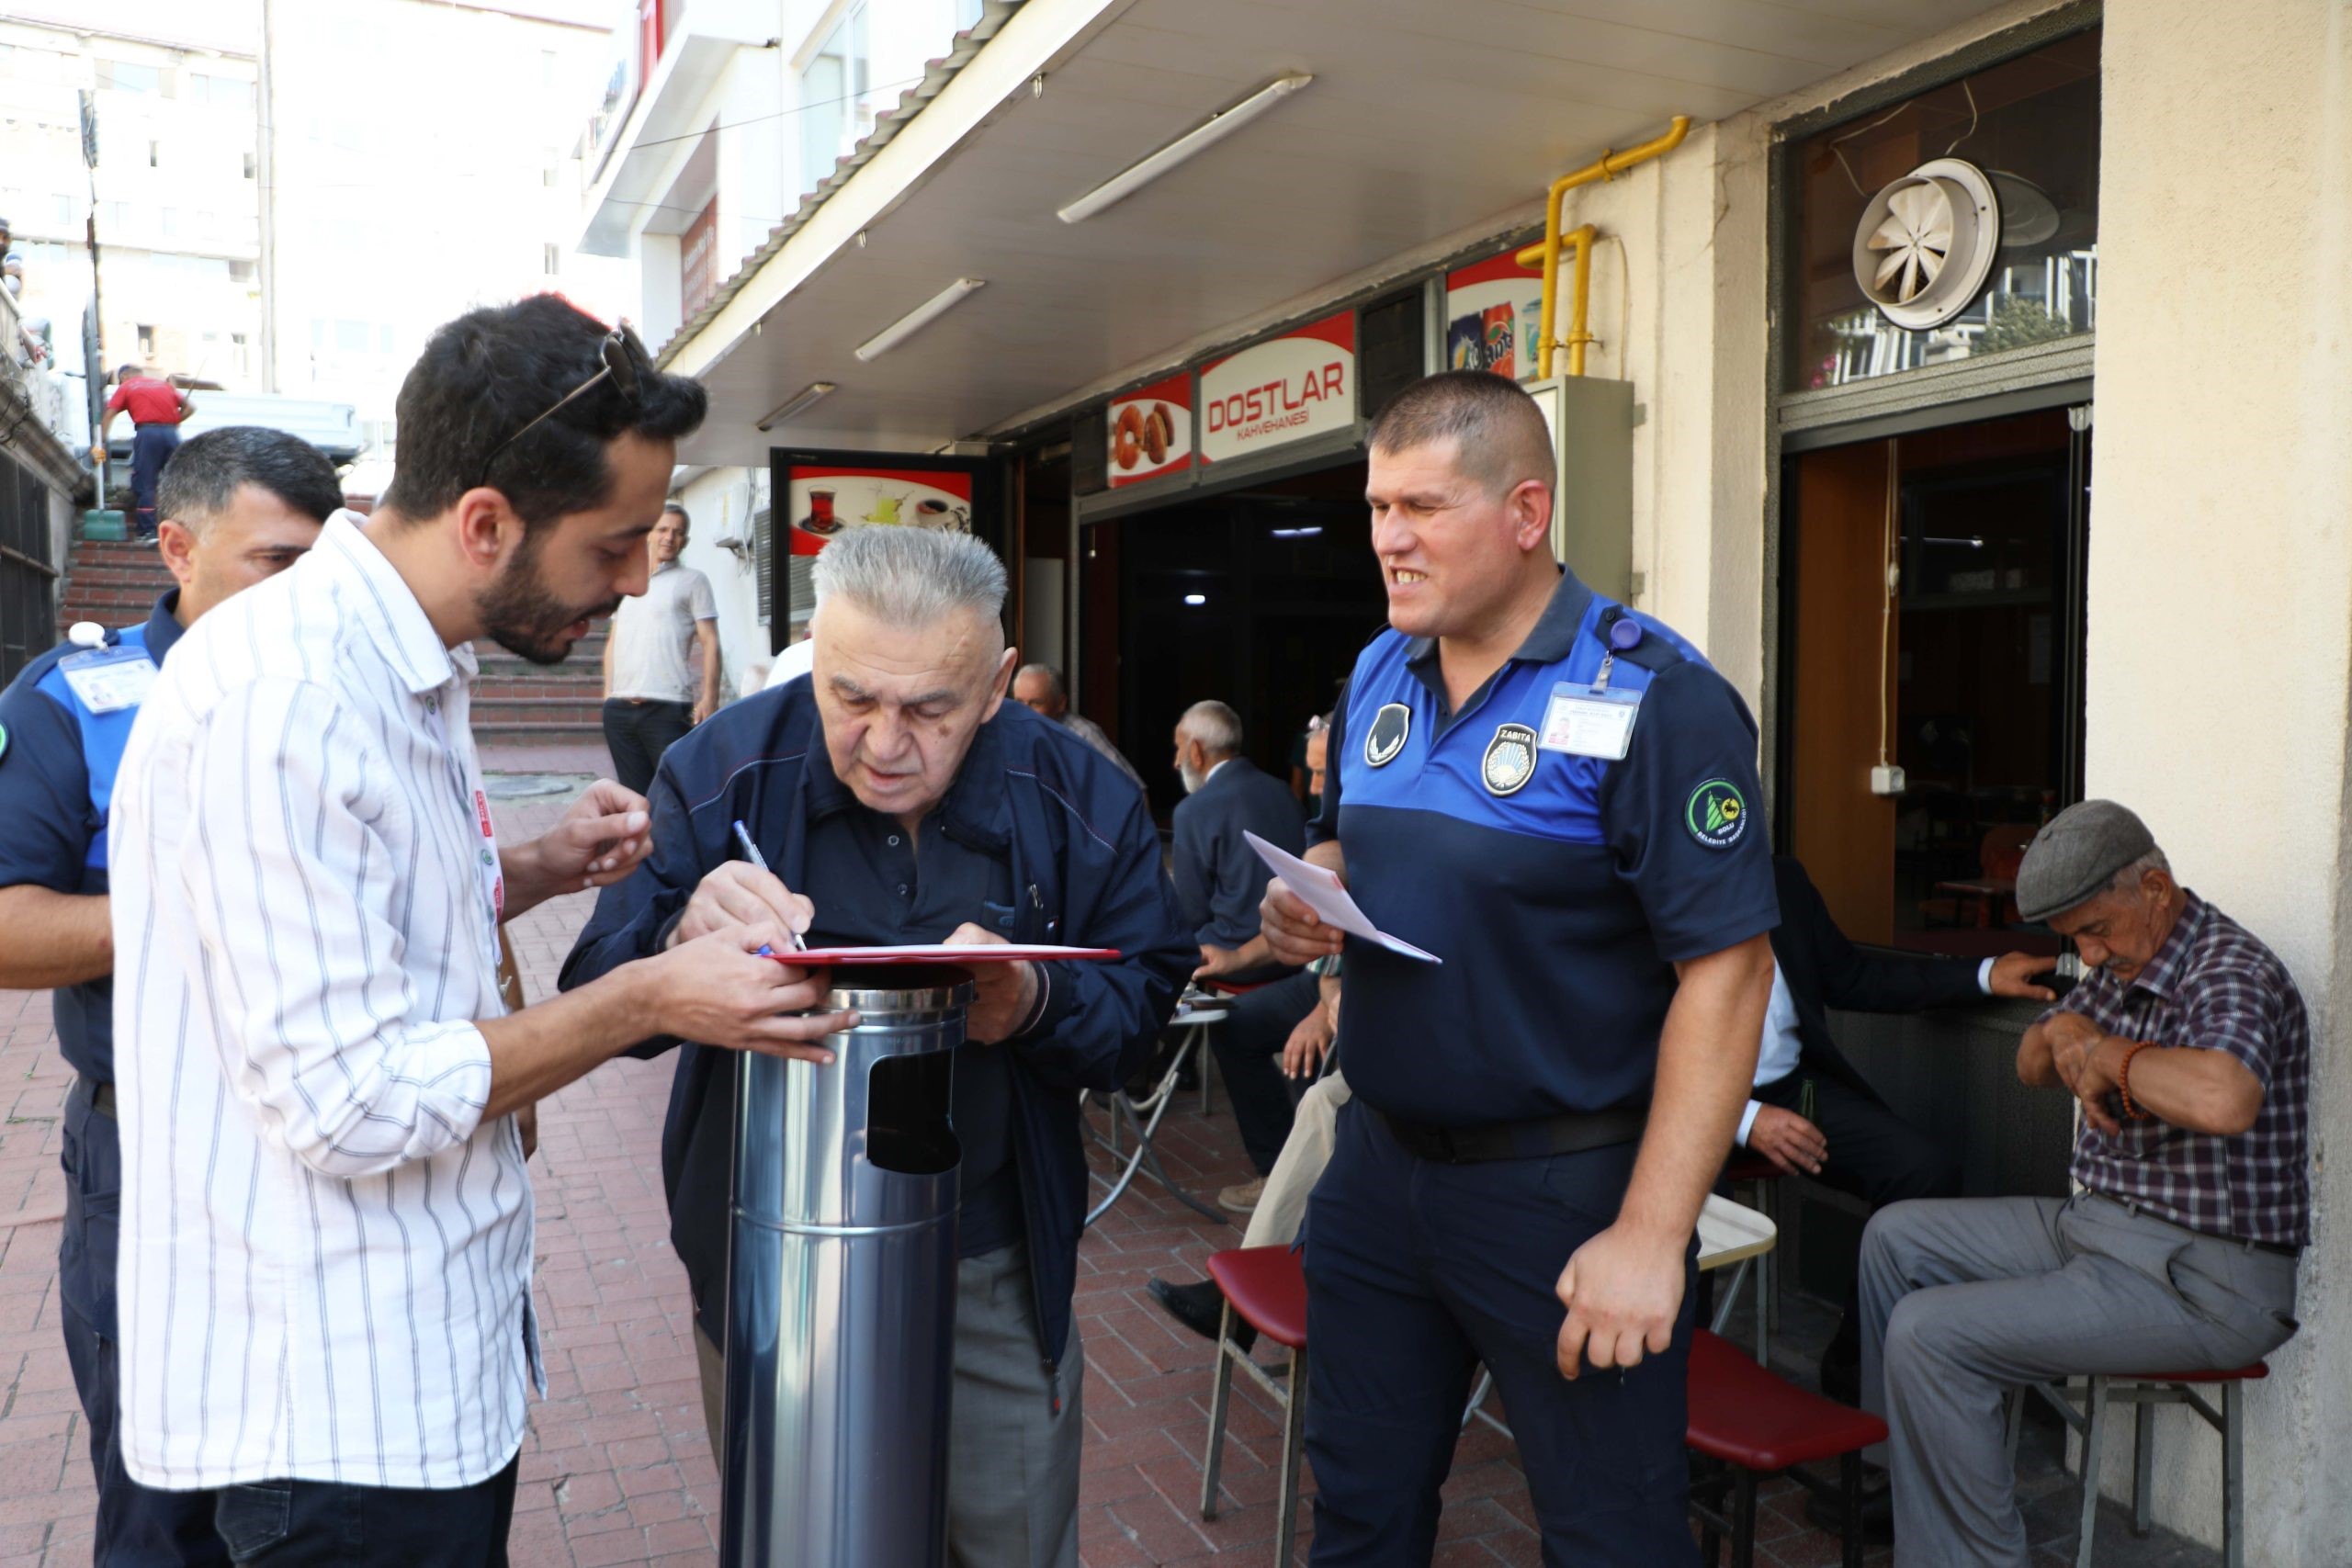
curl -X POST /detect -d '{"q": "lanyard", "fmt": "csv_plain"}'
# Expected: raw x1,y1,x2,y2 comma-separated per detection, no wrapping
417,683,504,973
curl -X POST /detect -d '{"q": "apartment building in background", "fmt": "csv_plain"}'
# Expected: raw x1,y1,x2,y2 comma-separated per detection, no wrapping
572,0,991,694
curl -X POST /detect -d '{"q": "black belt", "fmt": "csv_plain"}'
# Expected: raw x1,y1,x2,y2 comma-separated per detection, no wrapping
1378,1104,1647,1164
2089,1190,2299,1258
85,1079,116,1118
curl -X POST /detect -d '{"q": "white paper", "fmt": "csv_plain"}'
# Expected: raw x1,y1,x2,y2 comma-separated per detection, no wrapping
1243,831,1442,964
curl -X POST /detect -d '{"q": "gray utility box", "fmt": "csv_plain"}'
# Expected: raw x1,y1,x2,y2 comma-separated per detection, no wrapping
1527,374,1635,601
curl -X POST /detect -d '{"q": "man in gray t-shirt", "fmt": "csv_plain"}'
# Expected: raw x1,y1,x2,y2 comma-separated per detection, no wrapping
603,502,720,794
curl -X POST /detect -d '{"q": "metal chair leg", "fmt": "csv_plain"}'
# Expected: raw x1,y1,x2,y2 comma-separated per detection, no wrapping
1730,1466,1757,1568
1695,1456,1724,1565
2075,1375,2106,1568
1752,1235,1770,1364
1275,1348,1309,1563
1460,1367,1492,1430
2223,1379,2245,1568
1840,1451,1863,1568
2132,1394,2154,1536
1196,1021,1213,1114
1200,1302,1235,1519
1710,1258,1749,1336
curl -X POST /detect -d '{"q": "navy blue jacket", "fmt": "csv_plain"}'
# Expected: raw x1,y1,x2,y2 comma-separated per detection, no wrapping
1769,855,1984,1107
559,682,1192,1366
1170,756,1306,950
0,593,186,1082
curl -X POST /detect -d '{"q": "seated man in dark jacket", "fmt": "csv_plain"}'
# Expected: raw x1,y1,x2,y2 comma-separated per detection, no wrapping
561,526,1192,1568
1170,699,1317,1212
1751,855,2056,1402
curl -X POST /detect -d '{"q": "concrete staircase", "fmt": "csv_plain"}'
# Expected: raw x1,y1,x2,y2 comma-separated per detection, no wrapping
57,534,612,765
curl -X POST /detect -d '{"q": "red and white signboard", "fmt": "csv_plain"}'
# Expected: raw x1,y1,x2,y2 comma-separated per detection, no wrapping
1443,250,1544,382
1105,372,1193,488
783,465,973,557
1198,311,1356,465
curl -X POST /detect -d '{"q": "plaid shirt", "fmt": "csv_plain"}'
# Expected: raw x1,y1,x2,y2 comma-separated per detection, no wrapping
2040,892,2310,1246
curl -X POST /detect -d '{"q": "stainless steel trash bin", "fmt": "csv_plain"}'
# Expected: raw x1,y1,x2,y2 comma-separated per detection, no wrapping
720,964,975,1568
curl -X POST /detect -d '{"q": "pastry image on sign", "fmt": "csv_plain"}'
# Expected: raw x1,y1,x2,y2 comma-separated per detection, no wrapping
1114,404,1146,470
1104,374,1195,488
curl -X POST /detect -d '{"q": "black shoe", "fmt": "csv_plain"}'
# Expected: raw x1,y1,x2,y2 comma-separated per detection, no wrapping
1803,1471,1893,1544
1818,1348,1861,1407
1148,1277,1254,1353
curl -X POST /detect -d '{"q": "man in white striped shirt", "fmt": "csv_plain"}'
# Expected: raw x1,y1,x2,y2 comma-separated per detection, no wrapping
108,297,861,1565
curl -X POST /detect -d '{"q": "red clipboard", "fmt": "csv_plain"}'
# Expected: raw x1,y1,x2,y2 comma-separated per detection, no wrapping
764,943,1122,966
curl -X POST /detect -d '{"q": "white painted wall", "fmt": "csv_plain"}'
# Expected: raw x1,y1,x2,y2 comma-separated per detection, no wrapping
2078,4,2352,1562
1582,2,2348,1558
667,464,774,697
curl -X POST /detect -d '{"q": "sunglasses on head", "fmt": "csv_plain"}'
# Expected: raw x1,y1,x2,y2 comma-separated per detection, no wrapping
474,325,650,490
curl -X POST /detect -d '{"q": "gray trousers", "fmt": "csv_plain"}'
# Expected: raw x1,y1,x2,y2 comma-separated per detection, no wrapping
695,1240,1084,1568
1860,1193,2297,1568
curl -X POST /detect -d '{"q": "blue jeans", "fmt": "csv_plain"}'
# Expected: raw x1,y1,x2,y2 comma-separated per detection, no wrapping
1301,1103,1700,1566
60,1077,232,1566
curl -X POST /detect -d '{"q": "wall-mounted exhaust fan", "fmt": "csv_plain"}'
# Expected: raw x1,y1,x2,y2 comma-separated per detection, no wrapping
1852,158,2002,330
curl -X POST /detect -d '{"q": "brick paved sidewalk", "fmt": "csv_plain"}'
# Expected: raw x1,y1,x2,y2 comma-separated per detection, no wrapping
0,777,2210,1567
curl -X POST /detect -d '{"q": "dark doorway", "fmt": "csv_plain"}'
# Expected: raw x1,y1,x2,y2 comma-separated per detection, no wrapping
1080,461,1386,823
1778,406,2089,956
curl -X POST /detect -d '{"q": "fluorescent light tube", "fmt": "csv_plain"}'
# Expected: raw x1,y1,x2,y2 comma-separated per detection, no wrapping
755,381,837,431
1057,73,1314,224
854,277,985,362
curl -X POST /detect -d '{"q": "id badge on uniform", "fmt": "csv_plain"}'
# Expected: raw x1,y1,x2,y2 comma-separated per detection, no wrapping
57,647,158,715
1538,681,1641,761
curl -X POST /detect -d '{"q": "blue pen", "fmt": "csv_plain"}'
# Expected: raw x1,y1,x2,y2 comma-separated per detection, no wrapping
731,819,806,955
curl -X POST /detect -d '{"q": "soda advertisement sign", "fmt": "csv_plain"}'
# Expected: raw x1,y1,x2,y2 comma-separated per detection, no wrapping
1443,250,1544,382
1106,371,1193,488
1197,312,1356,465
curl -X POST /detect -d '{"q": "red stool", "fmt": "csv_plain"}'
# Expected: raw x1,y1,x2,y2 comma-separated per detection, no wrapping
2006,1362,2269,1568
1198,1247,1310,1564
1719,1152,1781,1361
1686,1328,1887,1568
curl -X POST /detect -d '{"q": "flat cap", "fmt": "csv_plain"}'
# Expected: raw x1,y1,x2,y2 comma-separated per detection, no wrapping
2015,800,2157,924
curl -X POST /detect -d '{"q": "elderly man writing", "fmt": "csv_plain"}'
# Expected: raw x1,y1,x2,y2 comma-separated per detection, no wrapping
1860,800,2306,1563
561,526,1192,1568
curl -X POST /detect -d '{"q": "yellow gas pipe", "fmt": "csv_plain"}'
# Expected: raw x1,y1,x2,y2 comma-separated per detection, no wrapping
1511,115,1691,378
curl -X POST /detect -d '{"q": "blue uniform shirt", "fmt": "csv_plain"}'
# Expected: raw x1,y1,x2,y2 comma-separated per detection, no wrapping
1310,570,1778,1126
0,593,186,1082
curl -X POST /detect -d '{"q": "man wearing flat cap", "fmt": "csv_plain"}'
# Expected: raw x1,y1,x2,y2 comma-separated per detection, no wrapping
1855,800,2307,1563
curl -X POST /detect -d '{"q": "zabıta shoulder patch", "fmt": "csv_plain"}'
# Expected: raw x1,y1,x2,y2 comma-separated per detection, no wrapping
1482,723,1537,795
1685,778,1748,848
1364,702,1411,767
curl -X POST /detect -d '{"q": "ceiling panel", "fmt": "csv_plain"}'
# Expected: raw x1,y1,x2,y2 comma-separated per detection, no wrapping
677,0,2006,465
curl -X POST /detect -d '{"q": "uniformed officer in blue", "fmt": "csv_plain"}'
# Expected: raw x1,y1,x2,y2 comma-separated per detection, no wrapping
0,428,341,1565
1261,371,1778,1562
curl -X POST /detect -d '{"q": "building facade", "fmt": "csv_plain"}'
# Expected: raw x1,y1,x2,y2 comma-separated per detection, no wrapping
260,0,632,487
632,2,2352,1559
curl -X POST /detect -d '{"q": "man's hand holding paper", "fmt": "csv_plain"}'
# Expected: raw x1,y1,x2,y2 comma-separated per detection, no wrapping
1247,830,1440,964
